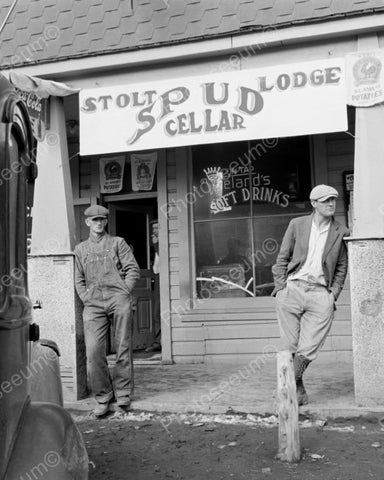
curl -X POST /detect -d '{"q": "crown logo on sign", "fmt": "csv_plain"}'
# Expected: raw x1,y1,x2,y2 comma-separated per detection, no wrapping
353,55,382,86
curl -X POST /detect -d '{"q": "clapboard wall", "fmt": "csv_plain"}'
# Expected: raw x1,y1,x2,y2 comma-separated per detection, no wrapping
166,129,355,364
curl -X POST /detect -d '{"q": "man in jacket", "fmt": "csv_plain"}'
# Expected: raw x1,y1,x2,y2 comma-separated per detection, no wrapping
74,205,140,417
272,184,349,405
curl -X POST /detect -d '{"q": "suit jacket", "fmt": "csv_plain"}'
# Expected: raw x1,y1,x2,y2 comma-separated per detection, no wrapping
271,214,349,300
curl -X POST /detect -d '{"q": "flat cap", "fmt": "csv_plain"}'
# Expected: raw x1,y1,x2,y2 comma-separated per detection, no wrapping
84,205,109,218
310,184,338,202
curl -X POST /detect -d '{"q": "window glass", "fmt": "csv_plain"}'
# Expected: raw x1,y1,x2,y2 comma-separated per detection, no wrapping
195,219,252,298
249,137,311,216
193,136,312,298
192,142,251,220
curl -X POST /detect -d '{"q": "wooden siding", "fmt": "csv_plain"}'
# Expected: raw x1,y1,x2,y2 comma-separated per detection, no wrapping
166,129,355,364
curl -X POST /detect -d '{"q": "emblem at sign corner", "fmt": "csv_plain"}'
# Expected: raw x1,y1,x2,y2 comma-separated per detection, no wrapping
352,55,382,87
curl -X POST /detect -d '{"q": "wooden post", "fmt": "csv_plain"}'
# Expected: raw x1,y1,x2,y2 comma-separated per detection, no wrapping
276,350,301,462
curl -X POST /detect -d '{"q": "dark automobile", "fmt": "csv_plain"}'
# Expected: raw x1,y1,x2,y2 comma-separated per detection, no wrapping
0,73,88,479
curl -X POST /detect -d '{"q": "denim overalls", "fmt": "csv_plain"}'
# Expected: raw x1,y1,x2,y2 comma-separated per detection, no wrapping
81,235,134,406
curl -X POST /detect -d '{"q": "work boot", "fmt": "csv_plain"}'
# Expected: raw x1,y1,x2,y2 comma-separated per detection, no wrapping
113,401,131,417
293,354,311,406
296,378,308,406
93,401,110,418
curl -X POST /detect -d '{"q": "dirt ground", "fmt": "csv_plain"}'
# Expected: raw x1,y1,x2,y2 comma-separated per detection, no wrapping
72,410,384,480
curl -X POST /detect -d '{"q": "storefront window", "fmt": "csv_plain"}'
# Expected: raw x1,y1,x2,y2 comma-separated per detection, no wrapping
192,137,312,298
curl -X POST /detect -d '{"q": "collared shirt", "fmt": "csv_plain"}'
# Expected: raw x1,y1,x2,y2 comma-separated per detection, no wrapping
289,220,330,285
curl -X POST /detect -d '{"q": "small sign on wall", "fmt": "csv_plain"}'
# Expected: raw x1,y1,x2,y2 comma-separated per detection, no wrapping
346,50,384,107
99,156,125,194
131,152,157,191
343,170,354,230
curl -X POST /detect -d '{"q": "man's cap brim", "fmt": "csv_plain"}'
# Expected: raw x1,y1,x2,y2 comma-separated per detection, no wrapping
317,194,338,201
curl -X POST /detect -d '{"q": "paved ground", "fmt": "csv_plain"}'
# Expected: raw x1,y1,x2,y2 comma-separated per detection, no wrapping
65,356,384,419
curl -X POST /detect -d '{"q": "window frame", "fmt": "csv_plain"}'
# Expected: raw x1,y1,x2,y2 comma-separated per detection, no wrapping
178,137,316,319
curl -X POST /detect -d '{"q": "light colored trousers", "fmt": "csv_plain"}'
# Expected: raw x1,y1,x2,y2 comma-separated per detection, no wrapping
275,280,335,361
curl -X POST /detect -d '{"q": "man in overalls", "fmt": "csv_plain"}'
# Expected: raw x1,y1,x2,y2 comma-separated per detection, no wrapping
74,205,140,417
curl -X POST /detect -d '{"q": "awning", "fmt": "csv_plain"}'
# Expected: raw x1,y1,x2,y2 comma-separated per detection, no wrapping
1,70,79,141
79,58,348,156
4,70,79,98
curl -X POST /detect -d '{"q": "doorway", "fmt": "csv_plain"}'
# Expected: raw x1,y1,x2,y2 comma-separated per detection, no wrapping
107,198,159,354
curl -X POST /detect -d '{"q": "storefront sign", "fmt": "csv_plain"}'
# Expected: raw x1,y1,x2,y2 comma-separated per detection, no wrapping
131,152,157,191
202,165,290,215
346,50,384,107
79,59,347,155
99,156,125,193
16,88,50,141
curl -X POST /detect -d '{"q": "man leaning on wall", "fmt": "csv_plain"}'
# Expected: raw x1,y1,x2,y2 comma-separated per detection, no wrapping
74,205,140,417
271,184,349,406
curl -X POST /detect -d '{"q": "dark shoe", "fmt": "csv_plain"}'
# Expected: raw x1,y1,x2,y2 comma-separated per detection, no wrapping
145,342,161,352
296,378,309,406
114,403,131,417
93,401,110,417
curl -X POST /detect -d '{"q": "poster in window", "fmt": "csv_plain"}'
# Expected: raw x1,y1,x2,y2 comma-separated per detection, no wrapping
99,156,125,194
131,153,157,191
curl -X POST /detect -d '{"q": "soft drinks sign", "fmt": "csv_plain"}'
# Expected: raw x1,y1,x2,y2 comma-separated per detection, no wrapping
79,58,347,155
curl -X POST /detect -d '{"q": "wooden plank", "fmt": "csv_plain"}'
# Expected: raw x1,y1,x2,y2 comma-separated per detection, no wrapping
172,355,205,364
170,285,180,300
170,272,180,287
326,138,354,156
158,149,173,362
171,319,351,343
312,135,328,185
327,156,354,172
329,321,352,336
171,326,205,342
276,351,301,463
322,335,352,351
169,257,179,272
176,312,278,322
204,338,279,355
172,341,205,356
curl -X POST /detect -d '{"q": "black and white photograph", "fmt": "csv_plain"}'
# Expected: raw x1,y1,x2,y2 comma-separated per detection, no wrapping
1,1,384,479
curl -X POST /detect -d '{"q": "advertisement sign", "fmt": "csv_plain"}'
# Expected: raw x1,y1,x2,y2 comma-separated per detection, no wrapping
79,59,347,155
99,156,125,193
16,89,50,141
346,50,384,107
131,152,157,191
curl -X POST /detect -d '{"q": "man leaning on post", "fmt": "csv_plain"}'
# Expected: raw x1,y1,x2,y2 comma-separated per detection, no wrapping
271,185,349,406
74,205,140,417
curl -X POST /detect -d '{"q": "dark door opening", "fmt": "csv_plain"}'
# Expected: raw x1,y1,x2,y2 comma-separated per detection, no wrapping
108,198,158,353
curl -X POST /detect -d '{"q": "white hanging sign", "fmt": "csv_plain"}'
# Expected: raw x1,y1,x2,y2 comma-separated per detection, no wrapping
80,58,347,155
346,50,384,107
